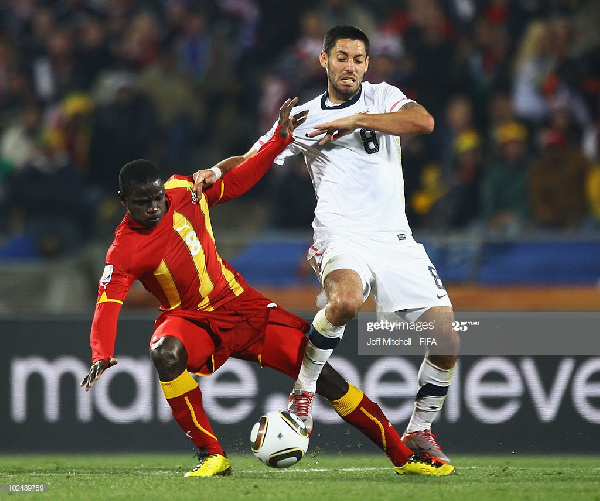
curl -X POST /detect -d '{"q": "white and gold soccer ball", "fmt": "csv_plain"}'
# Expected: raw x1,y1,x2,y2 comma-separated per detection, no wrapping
250,410,309,468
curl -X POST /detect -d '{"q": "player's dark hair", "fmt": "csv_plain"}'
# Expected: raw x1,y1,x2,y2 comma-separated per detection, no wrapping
323,25,370,57
119,159,162,197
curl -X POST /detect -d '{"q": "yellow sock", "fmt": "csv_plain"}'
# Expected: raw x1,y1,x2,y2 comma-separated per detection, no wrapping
329,383,364,417
159,371,198,399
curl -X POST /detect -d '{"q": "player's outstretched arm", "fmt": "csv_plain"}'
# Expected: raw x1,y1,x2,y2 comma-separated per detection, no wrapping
191,99,307,197
81,356,118,391
308,102,434,145
203,98,307,206
192,155,246,193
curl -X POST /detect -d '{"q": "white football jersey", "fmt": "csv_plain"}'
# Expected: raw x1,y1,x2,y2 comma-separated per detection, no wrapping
254,81,414,237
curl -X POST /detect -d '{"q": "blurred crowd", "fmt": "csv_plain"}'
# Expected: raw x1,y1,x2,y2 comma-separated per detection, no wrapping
0,0,598,258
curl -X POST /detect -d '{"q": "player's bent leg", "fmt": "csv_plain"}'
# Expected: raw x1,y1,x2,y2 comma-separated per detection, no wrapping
323,269,364,326
151,336,229,477
150,335,188,381
290,308,345,432
292,269,363,431
403,306,458,464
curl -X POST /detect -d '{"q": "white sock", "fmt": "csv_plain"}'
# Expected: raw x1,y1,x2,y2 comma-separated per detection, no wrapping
406,357,455,433
295,308,345,393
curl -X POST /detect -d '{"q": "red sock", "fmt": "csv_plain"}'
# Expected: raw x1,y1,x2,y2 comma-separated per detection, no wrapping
329,383,412,466
159,371,224,456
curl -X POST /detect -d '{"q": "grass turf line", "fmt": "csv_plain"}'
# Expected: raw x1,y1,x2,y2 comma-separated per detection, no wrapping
1,454,599,501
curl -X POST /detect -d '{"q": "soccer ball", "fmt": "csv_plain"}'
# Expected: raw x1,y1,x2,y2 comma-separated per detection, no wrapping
250,410,309,468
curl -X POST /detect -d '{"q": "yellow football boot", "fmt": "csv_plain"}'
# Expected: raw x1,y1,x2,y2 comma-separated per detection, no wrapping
395,453,455,476
184,452,232,478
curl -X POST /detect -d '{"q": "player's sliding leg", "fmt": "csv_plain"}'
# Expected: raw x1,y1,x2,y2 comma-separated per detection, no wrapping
324,374,411,467
291,268,363,431
402,307,458,464
317,365,454,476
151,336,231,477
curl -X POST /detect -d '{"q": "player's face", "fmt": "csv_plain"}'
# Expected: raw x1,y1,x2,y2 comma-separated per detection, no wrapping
320,39,369,103
121,180,166,228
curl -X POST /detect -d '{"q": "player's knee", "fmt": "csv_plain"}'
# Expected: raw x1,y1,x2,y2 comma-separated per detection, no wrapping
150,336,188,381
327,289,362,326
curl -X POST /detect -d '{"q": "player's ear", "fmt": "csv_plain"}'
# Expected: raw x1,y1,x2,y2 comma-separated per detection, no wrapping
319,51,328,69
364,55,369,73
118,191,127,207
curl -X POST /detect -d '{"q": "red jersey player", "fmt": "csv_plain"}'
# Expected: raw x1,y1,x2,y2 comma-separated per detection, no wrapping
81,98,452,477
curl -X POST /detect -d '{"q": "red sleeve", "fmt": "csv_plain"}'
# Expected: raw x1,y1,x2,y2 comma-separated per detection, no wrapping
89,250,136,364
90,301,122,364
204,126,293,206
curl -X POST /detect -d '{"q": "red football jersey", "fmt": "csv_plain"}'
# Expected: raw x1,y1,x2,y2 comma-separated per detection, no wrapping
102,178,248,309
89,128,292,363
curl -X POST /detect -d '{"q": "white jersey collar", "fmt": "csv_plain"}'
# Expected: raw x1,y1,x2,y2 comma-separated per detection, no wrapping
321,84,363,110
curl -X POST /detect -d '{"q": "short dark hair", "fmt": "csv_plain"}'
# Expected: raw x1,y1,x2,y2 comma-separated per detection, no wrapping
119,159,162,197
323,25,370,57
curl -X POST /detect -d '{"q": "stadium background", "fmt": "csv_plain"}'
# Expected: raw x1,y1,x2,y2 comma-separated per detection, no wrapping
0,0,599,456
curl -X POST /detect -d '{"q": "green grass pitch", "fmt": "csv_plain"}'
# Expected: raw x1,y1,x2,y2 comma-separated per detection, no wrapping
1,454,598,500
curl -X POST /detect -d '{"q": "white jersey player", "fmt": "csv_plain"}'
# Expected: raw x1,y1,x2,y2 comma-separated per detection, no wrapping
196,25,460,467
254,80,413,237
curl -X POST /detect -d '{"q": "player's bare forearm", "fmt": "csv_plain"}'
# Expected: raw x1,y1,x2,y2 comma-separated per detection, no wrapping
192,155,250,194
213,155,251,175
308,102,434,144
355,102,434,136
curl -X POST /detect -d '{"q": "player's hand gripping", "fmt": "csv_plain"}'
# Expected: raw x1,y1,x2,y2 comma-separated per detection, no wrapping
277,97,308,138
81,356,118,391
307,113,360,145
192,169,218,193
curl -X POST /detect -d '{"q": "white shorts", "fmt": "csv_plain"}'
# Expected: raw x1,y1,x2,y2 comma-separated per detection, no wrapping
307,232,452,321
